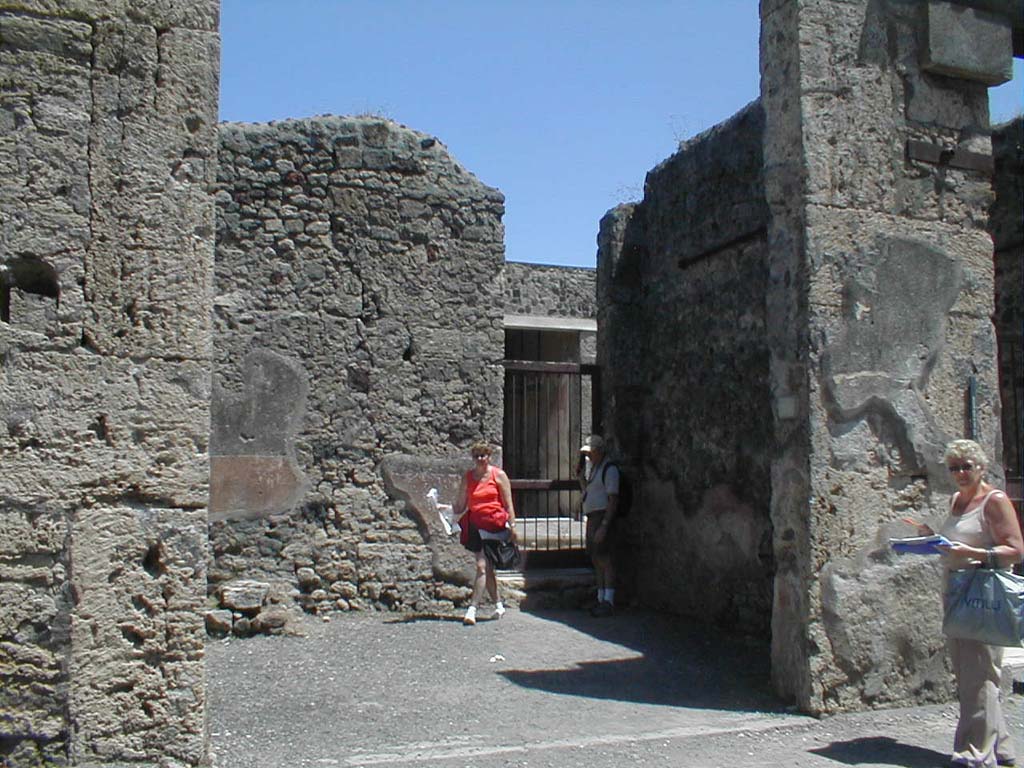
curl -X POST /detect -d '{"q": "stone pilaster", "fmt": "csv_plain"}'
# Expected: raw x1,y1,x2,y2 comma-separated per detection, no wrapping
0,1,218,763
761,0,1013,713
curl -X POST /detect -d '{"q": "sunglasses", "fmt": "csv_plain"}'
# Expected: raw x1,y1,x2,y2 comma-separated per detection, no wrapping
947,463,976,473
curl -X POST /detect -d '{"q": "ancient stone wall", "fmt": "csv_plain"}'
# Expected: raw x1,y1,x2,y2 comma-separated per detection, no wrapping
0,0,218,764
501,261,596,319
501,261,596,368
597,102,774,634
991,117,1023,481
760,0,1014,713
209,117,506,625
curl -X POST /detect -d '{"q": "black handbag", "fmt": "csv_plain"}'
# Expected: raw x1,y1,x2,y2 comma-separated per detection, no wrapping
483,538,523,570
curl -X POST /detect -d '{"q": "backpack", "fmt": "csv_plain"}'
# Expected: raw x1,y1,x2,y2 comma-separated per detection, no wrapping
602,462,633,518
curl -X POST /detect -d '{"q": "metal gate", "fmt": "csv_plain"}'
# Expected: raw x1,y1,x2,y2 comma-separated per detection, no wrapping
503,360,600,565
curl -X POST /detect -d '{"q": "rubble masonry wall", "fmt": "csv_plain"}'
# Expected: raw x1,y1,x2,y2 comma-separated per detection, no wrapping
0,0,218,764
992,117,1023,479
209,117,507,623
501,261,597,320
597,102,774,635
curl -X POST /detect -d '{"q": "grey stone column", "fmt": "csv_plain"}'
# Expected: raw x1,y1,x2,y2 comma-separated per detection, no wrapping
0,1,219,763
761,0,1013,713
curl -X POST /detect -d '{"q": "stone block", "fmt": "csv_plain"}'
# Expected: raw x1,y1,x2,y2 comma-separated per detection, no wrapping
232,616,253,637
819,552,952,708
209,456,307,521
923,1,1013,86
205,609,232,636
295,567,321,591
80,21,217,360
0,352,211,509
68,503,206,763
219,580,270,614
251,606,292,634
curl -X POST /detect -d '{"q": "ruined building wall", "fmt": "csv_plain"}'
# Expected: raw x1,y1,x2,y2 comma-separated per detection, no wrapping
501,261,596,320
210,117,505,623
761,0,1014,713
597,102,774,635
0,1,218,764
991,117,1023,481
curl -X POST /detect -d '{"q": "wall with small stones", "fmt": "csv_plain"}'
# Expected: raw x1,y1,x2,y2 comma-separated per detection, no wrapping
501,261,596,319
0,0,218,764
991,117,1023,480
209,116,507,630
597,102,773,636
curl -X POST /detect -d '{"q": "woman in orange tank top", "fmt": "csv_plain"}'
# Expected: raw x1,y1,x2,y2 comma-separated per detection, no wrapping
453,442,517,626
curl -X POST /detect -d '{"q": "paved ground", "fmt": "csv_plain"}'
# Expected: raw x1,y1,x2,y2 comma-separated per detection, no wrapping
207,607,1024,768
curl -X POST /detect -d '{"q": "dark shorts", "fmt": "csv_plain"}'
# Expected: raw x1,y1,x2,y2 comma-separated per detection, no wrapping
585,510,614,558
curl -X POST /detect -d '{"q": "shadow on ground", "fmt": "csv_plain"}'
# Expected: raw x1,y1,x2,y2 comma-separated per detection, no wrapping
808,736,948,766
495,607,781,713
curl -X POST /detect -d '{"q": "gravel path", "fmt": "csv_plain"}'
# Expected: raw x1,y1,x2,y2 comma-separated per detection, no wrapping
207,608,1023,768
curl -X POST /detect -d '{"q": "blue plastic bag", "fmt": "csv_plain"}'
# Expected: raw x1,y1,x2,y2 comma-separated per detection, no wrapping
943,567,1024,647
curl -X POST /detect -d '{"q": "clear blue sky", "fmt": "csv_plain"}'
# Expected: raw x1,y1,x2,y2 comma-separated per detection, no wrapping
220,1,1023,268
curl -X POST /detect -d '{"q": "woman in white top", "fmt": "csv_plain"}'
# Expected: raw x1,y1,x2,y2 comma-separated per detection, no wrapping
919,439,1023,767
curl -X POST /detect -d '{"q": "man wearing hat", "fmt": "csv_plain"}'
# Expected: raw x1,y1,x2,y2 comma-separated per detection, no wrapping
578,435,619,617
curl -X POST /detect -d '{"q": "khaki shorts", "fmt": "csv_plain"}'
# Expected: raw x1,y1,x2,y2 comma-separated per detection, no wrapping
585,510,614,557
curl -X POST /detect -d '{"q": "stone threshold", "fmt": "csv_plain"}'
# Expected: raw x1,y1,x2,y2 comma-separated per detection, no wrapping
497,567,595,610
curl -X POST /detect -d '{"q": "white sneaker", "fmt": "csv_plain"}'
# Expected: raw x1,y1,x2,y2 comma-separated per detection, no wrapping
493,602,506,619
463,606,477,626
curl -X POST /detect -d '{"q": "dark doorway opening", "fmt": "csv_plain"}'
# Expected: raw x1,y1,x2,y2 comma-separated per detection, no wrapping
503,327,600,568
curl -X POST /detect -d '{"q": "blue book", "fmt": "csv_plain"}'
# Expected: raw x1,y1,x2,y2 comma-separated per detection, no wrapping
890,534,951,555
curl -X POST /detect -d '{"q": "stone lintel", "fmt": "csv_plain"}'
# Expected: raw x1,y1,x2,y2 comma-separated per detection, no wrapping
503,314,597,332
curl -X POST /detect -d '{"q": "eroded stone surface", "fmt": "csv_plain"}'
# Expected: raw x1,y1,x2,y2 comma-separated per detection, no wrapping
0,0,217,762
759,0,1010,714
